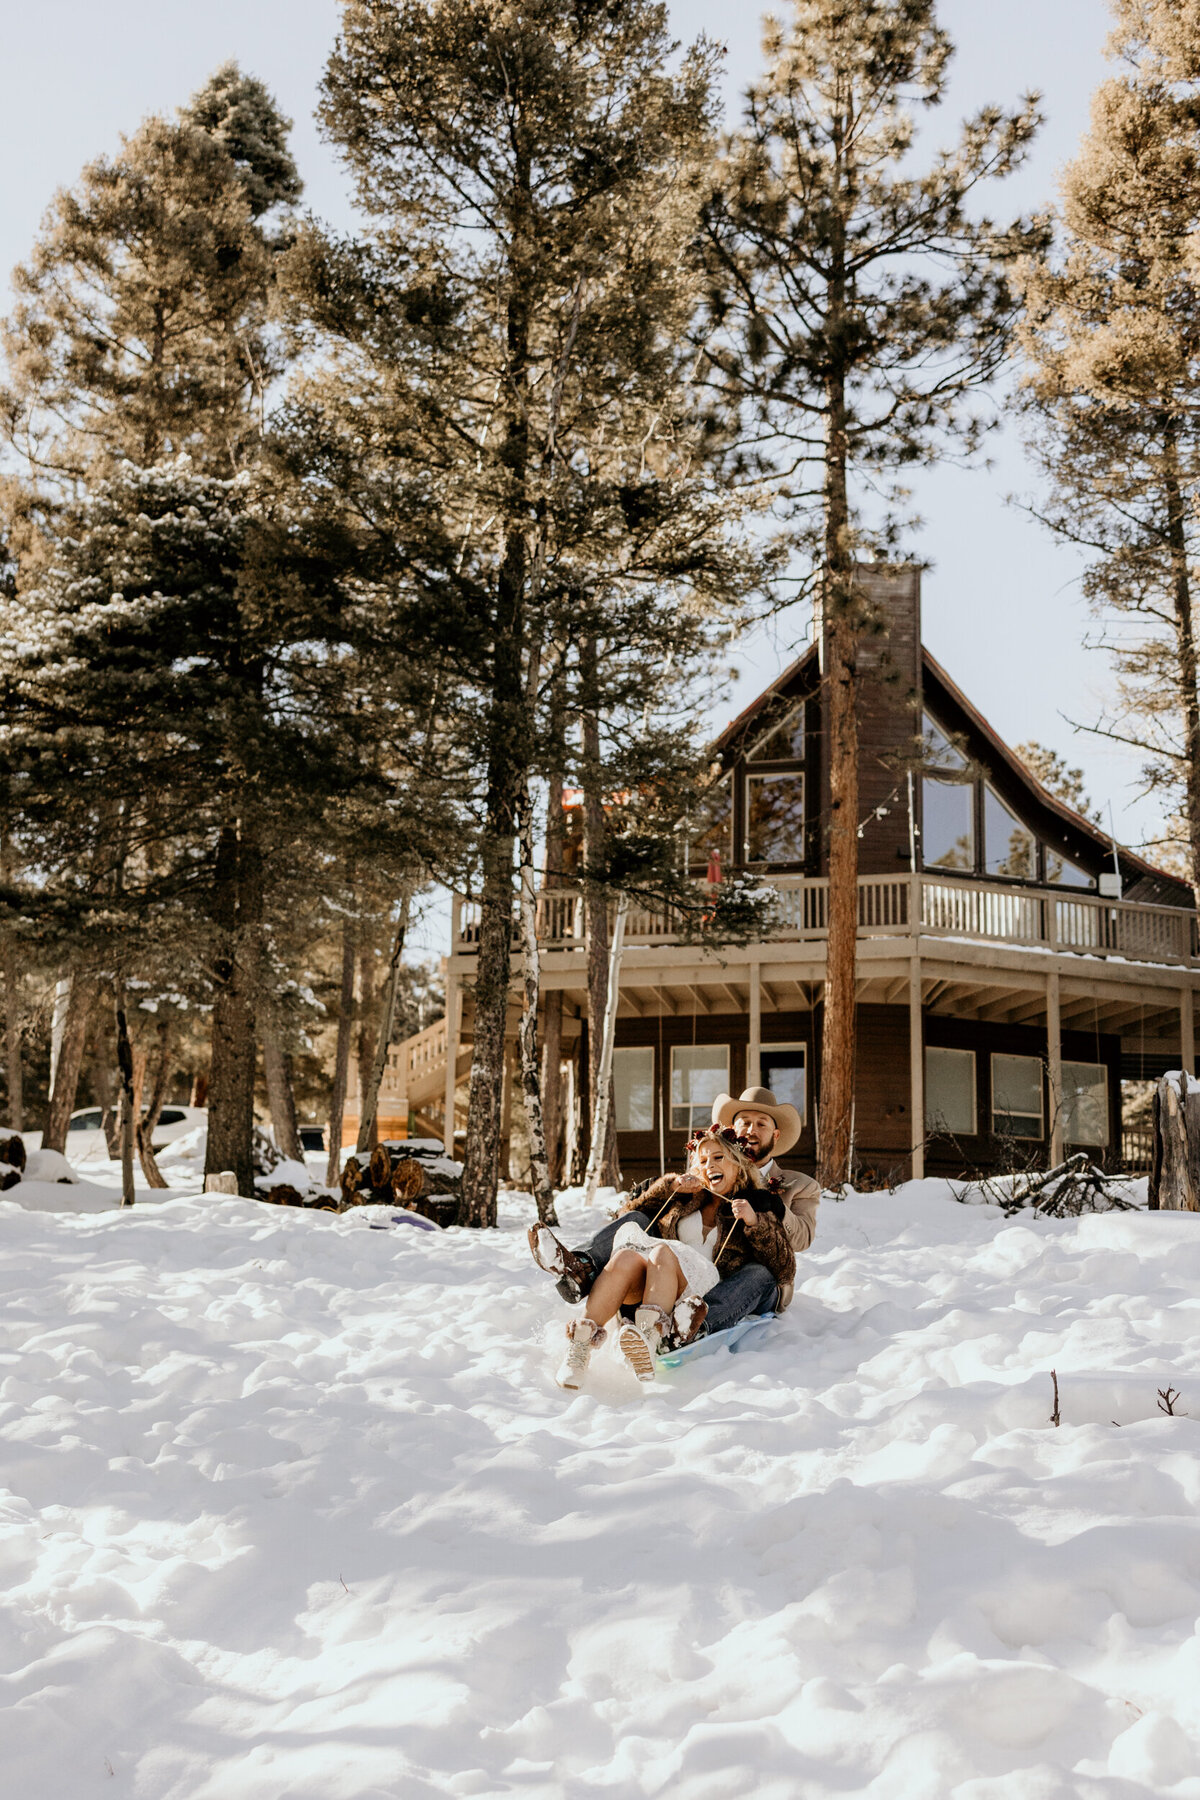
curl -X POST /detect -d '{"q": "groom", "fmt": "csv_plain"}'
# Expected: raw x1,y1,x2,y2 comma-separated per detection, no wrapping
528,1085,820,1339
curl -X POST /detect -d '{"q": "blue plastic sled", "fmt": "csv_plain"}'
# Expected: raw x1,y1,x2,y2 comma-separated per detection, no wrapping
657,1313,775,1368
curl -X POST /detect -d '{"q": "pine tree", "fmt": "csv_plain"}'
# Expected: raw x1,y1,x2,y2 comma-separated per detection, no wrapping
309,0,764,1226
1018,0,1200,902
700,0,1042,1186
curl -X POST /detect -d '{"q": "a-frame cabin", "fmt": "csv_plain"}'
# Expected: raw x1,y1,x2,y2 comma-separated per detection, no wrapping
365,565,1199,1187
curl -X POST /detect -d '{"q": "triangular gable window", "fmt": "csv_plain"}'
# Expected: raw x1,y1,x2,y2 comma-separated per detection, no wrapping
747,702,805,763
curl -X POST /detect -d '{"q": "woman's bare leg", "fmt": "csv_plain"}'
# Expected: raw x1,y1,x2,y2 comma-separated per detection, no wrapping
584,1249,647,1327
643,1243,687,1314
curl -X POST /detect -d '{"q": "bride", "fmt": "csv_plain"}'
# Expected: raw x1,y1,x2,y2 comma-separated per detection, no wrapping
555,1123,795,1389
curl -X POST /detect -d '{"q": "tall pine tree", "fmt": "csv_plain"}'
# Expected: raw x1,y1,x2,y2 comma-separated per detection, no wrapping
700,0,1041,1185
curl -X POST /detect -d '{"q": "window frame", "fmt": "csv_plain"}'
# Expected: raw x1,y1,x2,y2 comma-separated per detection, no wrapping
990,1052,1045,1140
924,1045,977,1136
612,1045,656,1135
1061,1059,1110,1147
669,1043,731,1133
743,769,807,867
757,1040,808,1126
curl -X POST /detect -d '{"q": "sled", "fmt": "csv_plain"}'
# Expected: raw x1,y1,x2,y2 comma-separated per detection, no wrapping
657,1313,775,1368
366,1207,439,1232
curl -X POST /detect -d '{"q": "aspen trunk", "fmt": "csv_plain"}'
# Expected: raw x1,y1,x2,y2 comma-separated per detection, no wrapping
355,883,414,1154
1163,429,1200,910
517,785,557,1224
581,650,619,1188
262,1022,302,1162
1149,1069,1200,1210
2,937,22,1132
356,943,379,1151
583,892,629,1206
326,907,356,1184
541,993,564,1188
205,823,262,1197
541,671,567,1187
44,975,97,1153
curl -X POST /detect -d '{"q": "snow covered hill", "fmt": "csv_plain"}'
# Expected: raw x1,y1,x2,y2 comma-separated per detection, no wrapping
3,1181,1200,1797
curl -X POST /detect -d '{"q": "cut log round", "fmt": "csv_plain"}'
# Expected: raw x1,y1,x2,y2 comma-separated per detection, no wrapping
391,1157,426,1204
265,1183,305,1208
0,1168,19,1191
369,1143,393,1191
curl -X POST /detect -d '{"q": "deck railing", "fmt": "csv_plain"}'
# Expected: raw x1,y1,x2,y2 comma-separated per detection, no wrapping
455,874,1200,969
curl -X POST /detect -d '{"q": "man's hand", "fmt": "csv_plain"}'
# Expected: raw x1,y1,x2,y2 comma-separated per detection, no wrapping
730,1195,758,1226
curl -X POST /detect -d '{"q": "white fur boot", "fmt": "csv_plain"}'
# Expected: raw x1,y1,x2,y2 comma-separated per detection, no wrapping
554,1317,604,1390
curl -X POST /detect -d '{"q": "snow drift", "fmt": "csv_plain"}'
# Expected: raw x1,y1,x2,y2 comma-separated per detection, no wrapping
2,1182,1200,1797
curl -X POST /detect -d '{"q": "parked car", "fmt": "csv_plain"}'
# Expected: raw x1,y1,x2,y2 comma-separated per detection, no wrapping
66,1105,206,1162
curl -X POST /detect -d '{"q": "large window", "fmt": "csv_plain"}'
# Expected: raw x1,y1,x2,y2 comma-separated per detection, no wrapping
984,786,1036,880
748,702,806,762
670,1044,729,1131
613,1047,655,1132
1045,849,1093,890
759,1043,807,1124
923,779,975,871
925,1047,976,1135
1062,1060,1109,1146
992,1054,1044,1138
745,772,805,864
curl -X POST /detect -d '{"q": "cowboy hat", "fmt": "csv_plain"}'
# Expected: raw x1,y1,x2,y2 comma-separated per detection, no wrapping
711,1086,802,1157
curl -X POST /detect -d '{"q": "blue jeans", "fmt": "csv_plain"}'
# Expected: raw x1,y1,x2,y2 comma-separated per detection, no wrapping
566,1211,778,1333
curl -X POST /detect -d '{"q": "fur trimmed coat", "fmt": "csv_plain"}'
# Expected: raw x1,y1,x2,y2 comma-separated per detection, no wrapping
618,1176,796,1291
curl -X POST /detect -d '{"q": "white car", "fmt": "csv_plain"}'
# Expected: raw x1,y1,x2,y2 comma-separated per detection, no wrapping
66,1105,207,1163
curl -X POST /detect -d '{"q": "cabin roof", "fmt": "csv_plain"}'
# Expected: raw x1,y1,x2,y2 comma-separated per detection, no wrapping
708,638,1190,901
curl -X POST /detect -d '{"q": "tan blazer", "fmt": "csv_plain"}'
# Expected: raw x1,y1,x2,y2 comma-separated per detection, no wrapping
764,1162,820,1310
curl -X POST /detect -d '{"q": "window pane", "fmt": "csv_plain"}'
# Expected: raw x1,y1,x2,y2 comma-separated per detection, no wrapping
984,786,1036,880
670,1045,730,1131
1045,849,1093,889
759,1046,806,1122
923,778,974,871
613,1047,655,1133
745,773,805,863
925,1047,976,1134
748,703,805,762
1062,1060,1109,1147
689,773,732,871
992,1053,1043,1138
923,712,968,773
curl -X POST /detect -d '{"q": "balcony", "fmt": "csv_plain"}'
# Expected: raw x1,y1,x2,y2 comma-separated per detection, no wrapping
454,873,1200,969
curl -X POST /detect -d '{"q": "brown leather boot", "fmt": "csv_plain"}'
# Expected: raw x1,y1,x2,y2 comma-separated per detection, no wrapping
527,1225,593,1302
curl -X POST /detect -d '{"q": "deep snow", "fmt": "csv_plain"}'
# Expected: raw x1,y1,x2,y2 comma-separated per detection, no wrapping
3,1174,1200,1797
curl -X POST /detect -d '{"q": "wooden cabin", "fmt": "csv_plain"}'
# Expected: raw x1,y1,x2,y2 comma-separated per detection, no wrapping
375,565,1199,1185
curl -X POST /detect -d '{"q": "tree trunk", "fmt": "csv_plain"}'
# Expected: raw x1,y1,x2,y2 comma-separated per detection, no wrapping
517,783,558,1224
135,1016,172,1188
205,822,262,1197
325,906,356,1185
356,943,379,1151
817,171,857,1188
1149,1069,1200,1210
542,705,567,1186
262,1023,301,1162
113,982,137,1206
1163,426,1200,910
583,891,629,1206
43,975,97,1153
1,937,22,1133
356,883,415,1153
581,663,619,1188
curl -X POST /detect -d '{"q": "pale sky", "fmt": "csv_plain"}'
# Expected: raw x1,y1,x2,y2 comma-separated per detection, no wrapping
2,0,1134,958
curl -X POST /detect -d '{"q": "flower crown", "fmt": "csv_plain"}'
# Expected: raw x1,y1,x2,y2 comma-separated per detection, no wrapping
685,1123,753,1157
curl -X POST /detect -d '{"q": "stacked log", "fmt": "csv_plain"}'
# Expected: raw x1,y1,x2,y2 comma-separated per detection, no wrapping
0,1134,25,1191
339,1141,460,1227
1149,1070,1200,1211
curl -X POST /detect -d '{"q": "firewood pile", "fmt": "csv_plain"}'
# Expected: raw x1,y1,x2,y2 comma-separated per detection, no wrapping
962,1151,1138,1218
339,1141,460,1227
0,1134,25,1191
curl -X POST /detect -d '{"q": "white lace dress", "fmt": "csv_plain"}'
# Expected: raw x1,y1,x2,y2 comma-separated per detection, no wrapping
611,1208,722,1300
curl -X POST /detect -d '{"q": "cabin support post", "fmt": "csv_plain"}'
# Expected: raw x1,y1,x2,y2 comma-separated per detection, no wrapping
908,873,924,1180
748,960,762,1089
1181,985,1195,1079
1047,969,1064,1166
442,971,460,1158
